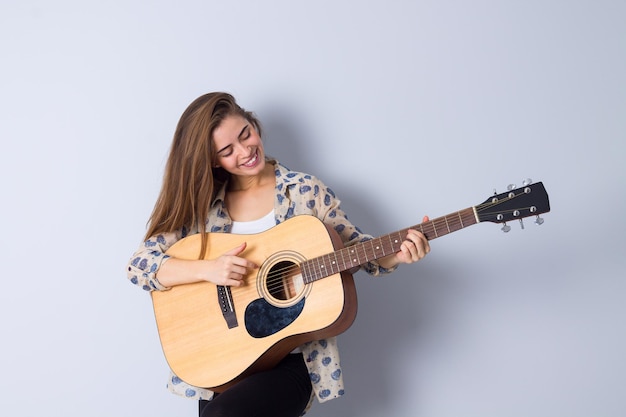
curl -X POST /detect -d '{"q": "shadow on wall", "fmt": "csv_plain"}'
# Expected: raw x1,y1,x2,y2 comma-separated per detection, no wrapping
258,103,475,416
256,102,319,175
322,187,478,415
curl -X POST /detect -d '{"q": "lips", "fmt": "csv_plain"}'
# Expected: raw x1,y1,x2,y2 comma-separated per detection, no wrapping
241,149,259,167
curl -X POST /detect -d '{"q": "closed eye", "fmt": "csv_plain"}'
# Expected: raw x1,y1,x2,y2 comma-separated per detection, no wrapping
240,126,251,140
217,145,233,157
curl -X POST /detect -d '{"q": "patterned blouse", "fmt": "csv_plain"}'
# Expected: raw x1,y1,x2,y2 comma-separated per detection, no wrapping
127,160,395,411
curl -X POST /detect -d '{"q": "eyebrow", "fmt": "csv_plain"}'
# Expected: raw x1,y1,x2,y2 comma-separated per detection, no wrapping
216,124,249,155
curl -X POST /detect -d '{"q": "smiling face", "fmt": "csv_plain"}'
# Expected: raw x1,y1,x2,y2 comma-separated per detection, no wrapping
212,114,267,179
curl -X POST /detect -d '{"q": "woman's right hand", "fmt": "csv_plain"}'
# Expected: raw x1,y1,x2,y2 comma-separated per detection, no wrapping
200,242,258,286
155,242,258,288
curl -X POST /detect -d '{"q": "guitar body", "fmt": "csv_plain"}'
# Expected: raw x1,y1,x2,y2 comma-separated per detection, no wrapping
151,215,357,392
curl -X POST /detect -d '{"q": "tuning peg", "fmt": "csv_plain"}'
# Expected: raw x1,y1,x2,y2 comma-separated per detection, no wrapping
501,223,511,233
507,184,516,191
519,219,525,230
523,178,533,186
535,215,545,225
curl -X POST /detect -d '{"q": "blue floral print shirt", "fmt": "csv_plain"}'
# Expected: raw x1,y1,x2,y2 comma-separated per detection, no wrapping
127,160,396,411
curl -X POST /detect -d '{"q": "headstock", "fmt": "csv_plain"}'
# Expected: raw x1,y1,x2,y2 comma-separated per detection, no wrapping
476,179,550,232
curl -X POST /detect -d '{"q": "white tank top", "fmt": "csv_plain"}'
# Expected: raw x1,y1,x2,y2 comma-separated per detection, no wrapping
230,210,275,234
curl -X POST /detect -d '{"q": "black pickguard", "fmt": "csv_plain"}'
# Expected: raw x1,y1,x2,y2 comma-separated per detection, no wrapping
245,298,305,338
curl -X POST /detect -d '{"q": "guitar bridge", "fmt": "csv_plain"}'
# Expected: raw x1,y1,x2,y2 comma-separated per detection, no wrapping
217,285,238,329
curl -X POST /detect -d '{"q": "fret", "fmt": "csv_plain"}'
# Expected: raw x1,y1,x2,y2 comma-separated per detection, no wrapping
339,247,348,271
328,253,339,275
390,231,403,252
348,246,358,267
319,255,329,278
309,259,317,282
310,259,318,283
319,256,327,278
326,253,337,275
444,215,451,234
386,232,392,249
314,255,322,278
432,220,439,238
453,212,465,232
384,234,393,257
370,238,384,258
338,247,350,270
356,241,367,265
350,245,360,266
318,254,327,278
377,238,387,256
365,239,373,259
455,212,465,231
316,258,323,279
301,260,311,284
309,259,318,282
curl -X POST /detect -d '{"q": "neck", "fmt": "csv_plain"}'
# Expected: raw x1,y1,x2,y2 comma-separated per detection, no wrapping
229,162,274,192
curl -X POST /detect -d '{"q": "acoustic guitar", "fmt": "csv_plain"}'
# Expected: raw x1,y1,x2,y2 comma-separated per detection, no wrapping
151,181,550,391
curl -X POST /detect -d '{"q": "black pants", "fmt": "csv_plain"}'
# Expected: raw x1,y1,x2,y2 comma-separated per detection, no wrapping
198,353,313,417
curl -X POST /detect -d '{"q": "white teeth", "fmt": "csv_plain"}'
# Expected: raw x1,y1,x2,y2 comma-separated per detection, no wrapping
243,152,258,167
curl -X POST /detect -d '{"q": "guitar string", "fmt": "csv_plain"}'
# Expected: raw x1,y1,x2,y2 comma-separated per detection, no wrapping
262,210,510,292
260,214,469,293
257,192,531,293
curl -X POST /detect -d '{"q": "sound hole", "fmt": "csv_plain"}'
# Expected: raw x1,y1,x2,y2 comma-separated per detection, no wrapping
266,261,304,301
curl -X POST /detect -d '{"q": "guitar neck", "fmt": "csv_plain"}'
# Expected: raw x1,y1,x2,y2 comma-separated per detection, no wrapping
302,207,477,283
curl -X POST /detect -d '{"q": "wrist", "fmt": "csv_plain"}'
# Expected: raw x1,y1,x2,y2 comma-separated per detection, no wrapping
378,254,399,270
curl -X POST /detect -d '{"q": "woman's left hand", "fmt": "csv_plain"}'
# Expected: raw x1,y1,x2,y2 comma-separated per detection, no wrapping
396,228,430,264
380,216,431,268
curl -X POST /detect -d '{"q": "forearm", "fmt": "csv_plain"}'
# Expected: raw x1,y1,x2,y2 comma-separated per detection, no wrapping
155,242,257,289
155,257,209,288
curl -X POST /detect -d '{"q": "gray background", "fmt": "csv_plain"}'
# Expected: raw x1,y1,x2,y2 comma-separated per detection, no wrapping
1,1,624,416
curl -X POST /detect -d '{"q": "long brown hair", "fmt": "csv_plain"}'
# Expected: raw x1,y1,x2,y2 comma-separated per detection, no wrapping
144,92,262,254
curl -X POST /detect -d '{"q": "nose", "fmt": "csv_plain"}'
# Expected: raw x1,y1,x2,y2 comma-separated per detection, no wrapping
233,141,250,156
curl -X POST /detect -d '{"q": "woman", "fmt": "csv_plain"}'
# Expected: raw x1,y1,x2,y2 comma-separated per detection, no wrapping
127,92,430,417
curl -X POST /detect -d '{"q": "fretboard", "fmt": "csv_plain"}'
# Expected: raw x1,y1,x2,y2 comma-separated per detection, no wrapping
301,207,477,283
